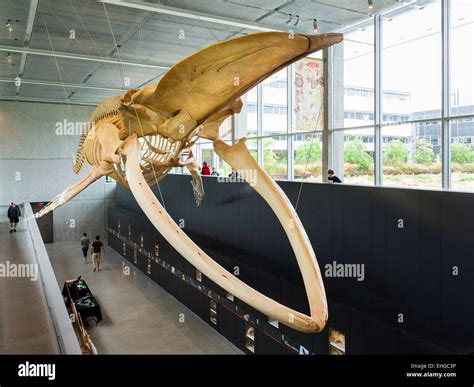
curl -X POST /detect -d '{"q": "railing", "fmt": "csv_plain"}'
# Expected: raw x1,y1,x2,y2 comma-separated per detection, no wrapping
24,202,82,354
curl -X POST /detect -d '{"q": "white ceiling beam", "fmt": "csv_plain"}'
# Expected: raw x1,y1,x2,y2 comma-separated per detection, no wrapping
0,96,97,106
17,0,39,95
0,44,172,70
99,0,287,32
0,77,127,92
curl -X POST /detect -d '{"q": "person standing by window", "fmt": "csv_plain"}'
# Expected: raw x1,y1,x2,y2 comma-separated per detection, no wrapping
80,233,90,264
91,235,105,272
7,202,21,233
211,167,219,176
201,161,211,176
328,169,342,183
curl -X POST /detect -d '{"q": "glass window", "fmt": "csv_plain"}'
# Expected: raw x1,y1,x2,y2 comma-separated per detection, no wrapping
451,119,474,191
262,69,287,136
293,132,323,181
337,128,375,185
382,122,442,189
382,1,442,123
294,57,324,132
450,0,474,116
332,18,374,129
236,86,257,139
263,135,287,180
200,144,214,169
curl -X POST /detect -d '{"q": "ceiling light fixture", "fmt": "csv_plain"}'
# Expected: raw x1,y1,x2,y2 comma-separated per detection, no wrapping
286,14,293,24
6,53,12,64
313,19,319,33
368,0,374,11
6,21,13,32
294,15,301,27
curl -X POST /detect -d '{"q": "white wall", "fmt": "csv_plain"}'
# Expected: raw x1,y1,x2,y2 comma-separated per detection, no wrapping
0,101,116,242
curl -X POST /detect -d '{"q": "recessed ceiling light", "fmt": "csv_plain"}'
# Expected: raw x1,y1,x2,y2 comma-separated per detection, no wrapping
294,15,301,27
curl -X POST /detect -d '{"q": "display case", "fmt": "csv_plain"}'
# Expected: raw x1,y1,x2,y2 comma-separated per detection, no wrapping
245,324,255,353
196,269,202,283
268,318,279,329
210,299,217,325
147,257,152,275
329,328,346,355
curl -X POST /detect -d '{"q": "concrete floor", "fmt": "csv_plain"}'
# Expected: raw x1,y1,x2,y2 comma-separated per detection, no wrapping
46,240,242,354
0,220,58,354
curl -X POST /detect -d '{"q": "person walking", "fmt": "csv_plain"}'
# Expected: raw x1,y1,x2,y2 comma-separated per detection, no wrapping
80,233,90,264
91,235,105,272
7,202,21,233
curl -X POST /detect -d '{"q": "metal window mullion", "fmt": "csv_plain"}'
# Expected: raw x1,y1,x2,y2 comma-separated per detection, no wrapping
442,0,451,189
327,46,335,170
288,64,294,180
374,14,383,186
257,82,263,167
322,47,330,182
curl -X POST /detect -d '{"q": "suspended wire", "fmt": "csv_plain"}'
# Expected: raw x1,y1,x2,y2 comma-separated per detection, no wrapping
42,14,73,114
294,0,350,211
102,3,167,210
68,0,105,58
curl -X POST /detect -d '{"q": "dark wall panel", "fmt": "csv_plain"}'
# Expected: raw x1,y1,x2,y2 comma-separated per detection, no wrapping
111,174,474,354
419,191,442,333
364,319,398,354
385,189,421,327
398,331,419,354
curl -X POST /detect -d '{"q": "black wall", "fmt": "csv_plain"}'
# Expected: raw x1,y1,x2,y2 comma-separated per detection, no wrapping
109,175,474,354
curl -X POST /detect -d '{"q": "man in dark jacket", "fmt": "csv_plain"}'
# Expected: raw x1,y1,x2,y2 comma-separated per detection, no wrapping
7,202,21,233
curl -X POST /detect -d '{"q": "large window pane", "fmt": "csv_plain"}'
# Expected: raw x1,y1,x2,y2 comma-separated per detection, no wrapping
382,1,442,123
293,132,323,181
451,119,474,191
294,57,324,132
330,18,374,129
382,122,442,189
450,0,474,116
236,86,257,139
262,69,287,136
200,143,214,171
263,136,287,180
337,128,375,185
